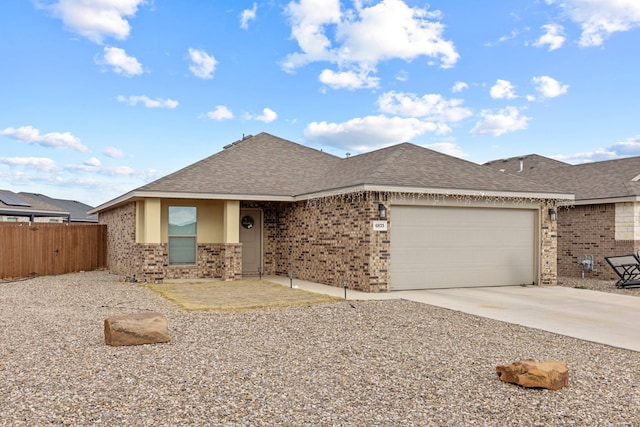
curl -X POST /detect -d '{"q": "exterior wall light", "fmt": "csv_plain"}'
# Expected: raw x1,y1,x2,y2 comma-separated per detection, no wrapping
378,203,387,219
548,208,557,222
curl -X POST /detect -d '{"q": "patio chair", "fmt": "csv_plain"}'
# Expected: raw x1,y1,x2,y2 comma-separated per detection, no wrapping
604,254,640,288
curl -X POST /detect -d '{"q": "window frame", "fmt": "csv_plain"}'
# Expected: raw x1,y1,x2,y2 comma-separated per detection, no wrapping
168,206,197,265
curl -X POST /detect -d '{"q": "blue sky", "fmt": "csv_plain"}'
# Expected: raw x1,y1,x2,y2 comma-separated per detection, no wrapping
2,0,640,206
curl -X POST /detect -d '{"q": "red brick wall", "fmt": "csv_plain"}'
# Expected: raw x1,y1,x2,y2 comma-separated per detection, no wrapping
557,203,636,280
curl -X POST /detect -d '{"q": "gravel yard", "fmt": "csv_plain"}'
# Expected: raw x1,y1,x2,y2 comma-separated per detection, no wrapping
1,271,638,426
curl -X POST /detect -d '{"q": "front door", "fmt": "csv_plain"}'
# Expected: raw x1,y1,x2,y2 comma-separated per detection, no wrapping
239,209,262,275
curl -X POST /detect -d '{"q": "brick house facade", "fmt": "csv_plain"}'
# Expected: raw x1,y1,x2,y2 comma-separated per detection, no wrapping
93,133,569,291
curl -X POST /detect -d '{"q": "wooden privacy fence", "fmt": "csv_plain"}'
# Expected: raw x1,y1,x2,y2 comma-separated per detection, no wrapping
0,223,107,279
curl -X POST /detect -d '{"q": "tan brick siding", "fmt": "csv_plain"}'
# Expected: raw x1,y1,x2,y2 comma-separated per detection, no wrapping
99,202,136,276
243,196,390,292
101,194,557,291
100,202,242,283
557,203,638,280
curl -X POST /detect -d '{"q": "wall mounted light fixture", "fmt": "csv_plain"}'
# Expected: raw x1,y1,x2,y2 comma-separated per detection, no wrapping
548,208,557,222
378,203,387,219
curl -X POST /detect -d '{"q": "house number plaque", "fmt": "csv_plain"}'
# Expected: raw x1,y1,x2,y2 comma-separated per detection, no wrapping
372,220,387,231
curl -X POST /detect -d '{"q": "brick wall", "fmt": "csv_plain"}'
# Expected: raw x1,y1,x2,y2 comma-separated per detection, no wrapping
163,243,242,282
243,195,390,292
557,203,636,280
540,204,558,285
99,202,136,277
100,202,242,283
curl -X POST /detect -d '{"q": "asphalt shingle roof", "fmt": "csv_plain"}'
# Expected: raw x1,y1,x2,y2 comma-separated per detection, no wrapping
138,133,341,197
486,153,640,201
19,193,97,222
484,154,568,175
0,190,68,218
135,133,565,199
524,157,640,201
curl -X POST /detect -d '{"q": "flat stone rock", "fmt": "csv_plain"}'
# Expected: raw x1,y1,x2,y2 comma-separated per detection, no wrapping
496,359,569,390
104,312,171,346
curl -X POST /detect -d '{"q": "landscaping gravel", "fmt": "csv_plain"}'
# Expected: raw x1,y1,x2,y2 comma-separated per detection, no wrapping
0,271,638,426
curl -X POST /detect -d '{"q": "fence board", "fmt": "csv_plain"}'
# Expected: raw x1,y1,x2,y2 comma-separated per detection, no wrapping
0,223,107,279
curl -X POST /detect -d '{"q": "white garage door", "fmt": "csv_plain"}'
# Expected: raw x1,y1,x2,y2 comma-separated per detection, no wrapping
390,205,536,290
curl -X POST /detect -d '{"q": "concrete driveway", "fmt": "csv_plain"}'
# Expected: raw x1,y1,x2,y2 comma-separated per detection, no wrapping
268,276,640,352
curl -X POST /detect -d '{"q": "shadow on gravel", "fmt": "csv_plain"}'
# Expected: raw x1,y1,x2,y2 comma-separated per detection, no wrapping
146,280,342,311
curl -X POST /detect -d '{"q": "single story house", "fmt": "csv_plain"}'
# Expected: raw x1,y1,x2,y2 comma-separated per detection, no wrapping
0,190,97,223
0,190,70,223
91,133,572,292
485,154,640,280
20,193,98,223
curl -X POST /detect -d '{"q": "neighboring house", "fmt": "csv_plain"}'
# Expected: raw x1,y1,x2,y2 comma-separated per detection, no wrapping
485,154,640,280
0,190,97,223
20,193,98,223
90,133,572,292
0,190,70,223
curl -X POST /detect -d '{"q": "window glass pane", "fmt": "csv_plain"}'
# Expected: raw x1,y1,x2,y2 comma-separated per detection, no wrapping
169,237,196,264
168,206,197,235
168,206,197,265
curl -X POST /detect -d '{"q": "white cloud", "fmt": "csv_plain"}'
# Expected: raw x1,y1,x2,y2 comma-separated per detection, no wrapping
452,81,468,93
48,0,147,43
188,48,217,79
490,79,517,99
304,115,448,153
423,141,468,159
100,166,136,176
556,135,640,163
553,149,617,163
282,0,341,70
103,146,126,158
532,75,569,98
1,125,88,152
533,23,566,50
240,3,257,30
552,0,640,47
377,91,472,122
0,157,57,171
607,135,640,157
101,46,143,76
395,70,409,82
206,106,234,121
84,157,101,167
254,108,278,123
283,0,458,82
471,106,530,136
117,95,179,108
319,69,380,90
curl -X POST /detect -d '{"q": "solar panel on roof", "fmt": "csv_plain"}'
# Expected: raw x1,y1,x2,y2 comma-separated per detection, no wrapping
0,193,31,207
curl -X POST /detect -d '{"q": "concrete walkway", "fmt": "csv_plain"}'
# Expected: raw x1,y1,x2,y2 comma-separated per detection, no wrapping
266,276,640,352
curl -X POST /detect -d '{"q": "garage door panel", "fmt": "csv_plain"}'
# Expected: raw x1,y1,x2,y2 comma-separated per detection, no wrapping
391,206,535,290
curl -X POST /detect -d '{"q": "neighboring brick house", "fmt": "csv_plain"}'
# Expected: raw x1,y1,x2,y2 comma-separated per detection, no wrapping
485,154,640,280
91,133,571,292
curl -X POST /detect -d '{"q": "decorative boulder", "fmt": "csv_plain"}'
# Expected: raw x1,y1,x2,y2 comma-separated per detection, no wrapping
104,312,171,346
496,359,569,390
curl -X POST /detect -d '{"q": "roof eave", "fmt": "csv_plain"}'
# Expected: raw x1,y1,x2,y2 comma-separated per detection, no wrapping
89,190,297,213
566,195,640,206
300,184,574,201
90,185,574,214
